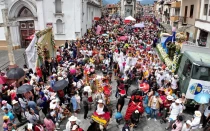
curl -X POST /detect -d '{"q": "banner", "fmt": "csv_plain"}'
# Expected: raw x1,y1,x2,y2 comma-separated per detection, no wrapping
186,79,210,99
25,35,38,72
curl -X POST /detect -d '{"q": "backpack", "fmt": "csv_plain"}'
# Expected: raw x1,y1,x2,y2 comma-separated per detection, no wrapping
122,124,130,131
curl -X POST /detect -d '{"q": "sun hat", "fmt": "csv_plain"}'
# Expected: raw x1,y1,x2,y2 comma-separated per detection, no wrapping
186,120,192,126
194,111,201,117
3,116,9,120
174,75,179,78
68,116,78,121
2,100,7,105
12,100,18,105
98,99,103,103
167,95,174,101
175,99,182,104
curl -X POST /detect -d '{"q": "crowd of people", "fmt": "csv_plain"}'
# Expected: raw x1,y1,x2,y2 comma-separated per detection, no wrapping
0,13,209,131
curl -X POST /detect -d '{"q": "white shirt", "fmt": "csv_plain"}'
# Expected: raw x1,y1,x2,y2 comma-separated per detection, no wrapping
181,123,191,131
169,103,183,120
191,116,201,129
171,77,178,89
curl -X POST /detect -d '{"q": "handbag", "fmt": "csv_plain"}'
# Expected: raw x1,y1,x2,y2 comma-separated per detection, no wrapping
145,106,151,114
115,112,123,119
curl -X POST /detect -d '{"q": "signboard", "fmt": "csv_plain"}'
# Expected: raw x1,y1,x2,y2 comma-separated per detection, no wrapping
46,23,53,28
186,79,210,99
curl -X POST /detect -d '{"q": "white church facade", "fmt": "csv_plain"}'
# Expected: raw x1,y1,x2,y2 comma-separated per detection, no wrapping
0,0,101,50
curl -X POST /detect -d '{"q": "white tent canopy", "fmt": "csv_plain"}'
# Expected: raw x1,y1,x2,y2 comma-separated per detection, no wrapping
125,16,136,21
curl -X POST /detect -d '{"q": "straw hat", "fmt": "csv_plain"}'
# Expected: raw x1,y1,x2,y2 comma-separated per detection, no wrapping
98,99,103,103
12,100,18,105
194,111,201,117
167,95,174,101
175,99,182,104
68,116,78,121
3,116,9,120
174,75,179,78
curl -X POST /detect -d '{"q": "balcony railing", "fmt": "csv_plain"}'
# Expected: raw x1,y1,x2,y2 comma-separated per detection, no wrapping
171,1,181,8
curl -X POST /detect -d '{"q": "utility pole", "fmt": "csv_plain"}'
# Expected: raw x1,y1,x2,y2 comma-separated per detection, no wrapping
0,7,16,67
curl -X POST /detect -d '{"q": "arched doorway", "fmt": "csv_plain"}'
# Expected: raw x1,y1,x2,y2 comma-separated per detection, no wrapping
18,7,35,48
8,0,37,48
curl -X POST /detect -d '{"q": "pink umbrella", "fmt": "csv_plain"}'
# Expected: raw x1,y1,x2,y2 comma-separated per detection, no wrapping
69,68,76,75
0,76,7,84
118,36,128,41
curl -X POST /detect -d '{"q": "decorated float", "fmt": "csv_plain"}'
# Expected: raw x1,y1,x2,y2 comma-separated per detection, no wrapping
156,29,187,72
26,27,56,72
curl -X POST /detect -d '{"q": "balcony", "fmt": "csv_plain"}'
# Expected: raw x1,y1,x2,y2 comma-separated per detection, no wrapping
170,16,179,22
195,19,210,32
171,1,181,8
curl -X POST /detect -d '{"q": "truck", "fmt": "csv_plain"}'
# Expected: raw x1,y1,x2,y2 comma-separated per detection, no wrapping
177,51,210,100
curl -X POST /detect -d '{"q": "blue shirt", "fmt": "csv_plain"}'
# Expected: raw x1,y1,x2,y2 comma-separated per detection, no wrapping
28,101,38,114
5,112,14,121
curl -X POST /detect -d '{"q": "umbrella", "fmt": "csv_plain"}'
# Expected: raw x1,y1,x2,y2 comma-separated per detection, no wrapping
17,85,33,94
6,68,25,79
125,16,136,21
194,92,210,104
139,83,150,93
0,76,6,84
118,36,128,41
102,34,108,36
52,79,69,91
134,23,145,28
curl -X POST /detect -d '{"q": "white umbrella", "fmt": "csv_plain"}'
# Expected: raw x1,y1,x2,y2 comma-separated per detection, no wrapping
134,23,145,28
125,16,136,21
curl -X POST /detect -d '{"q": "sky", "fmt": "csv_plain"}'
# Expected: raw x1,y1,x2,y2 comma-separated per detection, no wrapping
103,0,155,5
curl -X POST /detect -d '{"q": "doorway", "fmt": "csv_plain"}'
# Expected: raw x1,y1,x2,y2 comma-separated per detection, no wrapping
184,6,188,23
19,21,35,48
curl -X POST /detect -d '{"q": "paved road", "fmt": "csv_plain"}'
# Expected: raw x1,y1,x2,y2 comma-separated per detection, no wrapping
0,49,26,71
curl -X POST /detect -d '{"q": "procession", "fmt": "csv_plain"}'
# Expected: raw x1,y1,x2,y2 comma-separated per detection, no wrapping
0,11,210,131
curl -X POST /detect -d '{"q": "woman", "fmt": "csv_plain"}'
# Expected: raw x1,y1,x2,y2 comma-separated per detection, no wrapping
148,92,162,121
44,114,55,131
171,115,183,131
181,120,192,131
25,108,40,124
3,116,10,131
191,111,201,130
39,92,48,116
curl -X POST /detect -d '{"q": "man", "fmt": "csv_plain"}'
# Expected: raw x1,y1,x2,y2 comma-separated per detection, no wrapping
202,105,210,128
165,99,183,130
4,108,15,123
1,100,12,112
66,116,81,131
28,97,39,115
65,40,69,49
12,100,22,122
116,90,126,113
82,92,89,119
